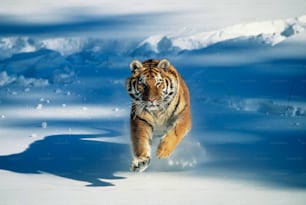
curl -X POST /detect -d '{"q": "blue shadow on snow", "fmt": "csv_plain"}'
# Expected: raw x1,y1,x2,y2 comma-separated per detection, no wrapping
0,129,130,187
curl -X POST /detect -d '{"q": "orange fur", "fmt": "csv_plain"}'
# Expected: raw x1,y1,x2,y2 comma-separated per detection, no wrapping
126,59,191,172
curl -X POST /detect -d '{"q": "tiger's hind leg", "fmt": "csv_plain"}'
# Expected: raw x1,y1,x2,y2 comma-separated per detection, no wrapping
130,116,153,172
156,110,191,158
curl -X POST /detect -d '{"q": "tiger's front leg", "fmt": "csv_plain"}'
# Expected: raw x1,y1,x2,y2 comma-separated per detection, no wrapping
156,110,191,158
130,116,153,172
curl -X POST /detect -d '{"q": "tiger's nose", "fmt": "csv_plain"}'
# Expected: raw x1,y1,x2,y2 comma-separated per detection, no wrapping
148,97,156,102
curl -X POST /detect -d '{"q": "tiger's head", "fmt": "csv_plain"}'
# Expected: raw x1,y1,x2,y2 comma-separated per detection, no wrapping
126,59,178,112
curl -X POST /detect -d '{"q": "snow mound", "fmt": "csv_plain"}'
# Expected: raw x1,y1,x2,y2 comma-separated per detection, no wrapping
139,15,306,53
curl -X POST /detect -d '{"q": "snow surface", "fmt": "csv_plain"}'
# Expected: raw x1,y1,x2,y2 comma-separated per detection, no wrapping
1,14,306,205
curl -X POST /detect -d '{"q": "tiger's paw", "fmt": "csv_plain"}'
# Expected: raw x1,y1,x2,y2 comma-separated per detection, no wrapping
130,157,151,172
156,140,173,158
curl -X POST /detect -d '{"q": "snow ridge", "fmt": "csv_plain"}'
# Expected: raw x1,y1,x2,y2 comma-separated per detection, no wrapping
0,37,86,60
139,15,306,53
1,15,305,59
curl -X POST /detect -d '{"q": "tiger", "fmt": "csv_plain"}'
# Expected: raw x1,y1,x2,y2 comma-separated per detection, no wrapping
126,58,192,172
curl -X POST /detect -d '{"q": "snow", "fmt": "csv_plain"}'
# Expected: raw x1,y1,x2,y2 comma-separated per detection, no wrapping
0,37,85,60
1,170,306,205
0,71,49,87
140,15,306,52
1,15,306,60
2,0,306,34
1,11,306,205
2,105,128,120
41,37,85,56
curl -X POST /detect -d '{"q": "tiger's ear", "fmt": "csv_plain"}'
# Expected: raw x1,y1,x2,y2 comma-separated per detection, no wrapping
130,59,143,72
158,59,170,71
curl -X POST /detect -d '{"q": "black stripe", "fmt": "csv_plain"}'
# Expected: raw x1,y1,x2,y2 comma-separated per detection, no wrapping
143,59,159,68
174,125,178,137
168,69,177,79
129,93,135,99
165,78,169,87
142,69,150,75
150,68,160,75
166,75,175,89
127,79,132,92
164,76,174,92
142,69,159,78
132,80,137,89
135,116,154,132
170,95,180,120
150,71,159,78
175,103,187,119
165,76,177,89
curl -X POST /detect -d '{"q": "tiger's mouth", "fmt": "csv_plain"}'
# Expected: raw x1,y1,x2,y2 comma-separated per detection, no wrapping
144,102,160,111
147,105,158,109
145,104,158,109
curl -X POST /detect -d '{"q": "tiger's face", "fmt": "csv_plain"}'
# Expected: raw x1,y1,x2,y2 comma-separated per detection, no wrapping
126,59,177,112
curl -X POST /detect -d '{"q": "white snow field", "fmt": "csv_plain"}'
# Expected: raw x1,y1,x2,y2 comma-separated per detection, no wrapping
1,12,306,205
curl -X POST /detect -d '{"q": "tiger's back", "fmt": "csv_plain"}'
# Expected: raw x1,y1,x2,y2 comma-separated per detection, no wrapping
126,59,191,172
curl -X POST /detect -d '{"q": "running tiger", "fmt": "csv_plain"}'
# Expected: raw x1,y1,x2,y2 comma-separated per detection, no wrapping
126,59,192,172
